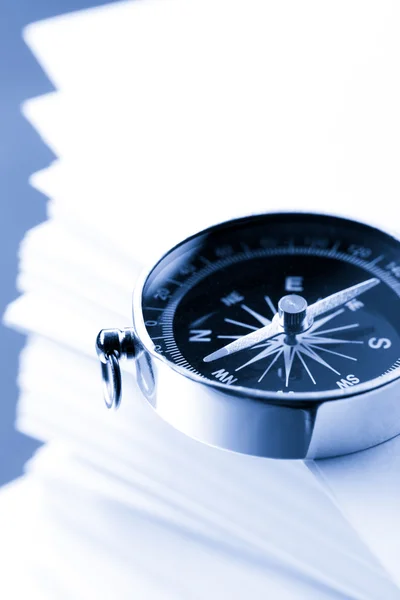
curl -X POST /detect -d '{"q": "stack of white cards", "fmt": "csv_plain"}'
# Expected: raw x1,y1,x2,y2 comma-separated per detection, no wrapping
2,1,400,598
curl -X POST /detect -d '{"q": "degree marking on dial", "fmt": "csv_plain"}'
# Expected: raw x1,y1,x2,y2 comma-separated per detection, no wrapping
167,278,183,287
240,304,271,326
146,307,164,311
369,254,385,267
383,358,400,375
224,318,258,331
157,244,400,388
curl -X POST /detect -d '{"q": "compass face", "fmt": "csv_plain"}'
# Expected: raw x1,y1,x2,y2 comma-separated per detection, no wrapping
140,213,400,398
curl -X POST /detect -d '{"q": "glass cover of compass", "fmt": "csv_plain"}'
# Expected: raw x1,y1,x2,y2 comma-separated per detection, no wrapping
137,213,400,401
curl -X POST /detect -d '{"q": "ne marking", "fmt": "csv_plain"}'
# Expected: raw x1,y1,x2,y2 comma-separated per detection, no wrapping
221,291,244,306
345,299,364,312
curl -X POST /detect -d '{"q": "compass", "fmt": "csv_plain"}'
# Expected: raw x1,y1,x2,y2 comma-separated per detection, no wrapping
96,212,400,458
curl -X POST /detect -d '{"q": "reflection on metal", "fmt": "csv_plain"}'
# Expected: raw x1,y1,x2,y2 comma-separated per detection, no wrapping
96,328,138,409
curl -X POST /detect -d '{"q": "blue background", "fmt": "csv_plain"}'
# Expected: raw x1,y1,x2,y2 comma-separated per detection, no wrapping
0,0,113,486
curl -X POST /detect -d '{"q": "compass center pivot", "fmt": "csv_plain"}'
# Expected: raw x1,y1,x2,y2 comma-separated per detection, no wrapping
278,294,312,336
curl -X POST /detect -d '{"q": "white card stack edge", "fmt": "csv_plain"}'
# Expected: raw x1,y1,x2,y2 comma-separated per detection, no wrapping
8,334,400,598
3,0,400,597
0,449,357,600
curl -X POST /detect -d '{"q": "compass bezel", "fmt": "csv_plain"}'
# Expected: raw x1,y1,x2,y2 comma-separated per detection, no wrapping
133,210,400,406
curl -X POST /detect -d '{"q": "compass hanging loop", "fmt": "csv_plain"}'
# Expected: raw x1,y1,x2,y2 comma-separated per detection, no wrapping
96,328,138,409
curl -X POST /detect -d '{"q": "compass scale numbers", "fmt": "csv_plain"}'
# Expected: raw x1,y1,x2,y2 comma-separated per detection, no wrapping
142,213,400,396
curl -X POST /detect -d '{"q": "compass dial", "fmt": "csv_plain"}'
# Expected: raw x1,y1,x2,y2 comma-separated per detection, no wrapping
140,213,400,397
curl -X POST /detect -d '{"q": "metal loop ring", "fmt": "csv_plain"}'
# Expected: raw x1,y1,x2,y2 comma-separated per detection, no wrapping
101,352,122,410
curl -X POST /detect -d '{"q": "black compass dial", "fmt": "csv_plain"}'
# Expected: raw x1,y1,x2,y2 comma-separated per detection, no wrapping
140,213,400,396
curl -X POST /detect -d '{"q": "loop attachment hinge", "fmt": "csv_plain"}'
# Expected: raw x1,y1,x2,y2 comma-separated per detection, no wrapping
96,328,138,409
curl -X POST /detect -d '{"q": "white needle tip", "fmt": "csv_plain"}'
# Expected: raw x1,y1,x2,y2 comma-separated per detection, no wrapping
203,347,229,363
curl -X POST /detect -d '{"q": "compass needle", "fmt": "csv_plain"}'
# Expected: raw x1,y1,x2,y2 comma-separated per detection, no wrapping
308,277,380,319
115,211,400,459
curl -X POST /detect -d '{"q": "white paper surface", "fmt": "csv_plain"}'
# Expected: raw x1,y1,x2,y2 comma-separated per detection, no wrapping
3,0,400,597
310,437,400,589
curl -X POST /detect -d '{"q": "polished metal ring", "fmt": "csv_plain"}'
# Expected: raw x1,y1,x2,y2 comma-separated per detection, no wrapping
101,352,122,409
96,328,138,409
